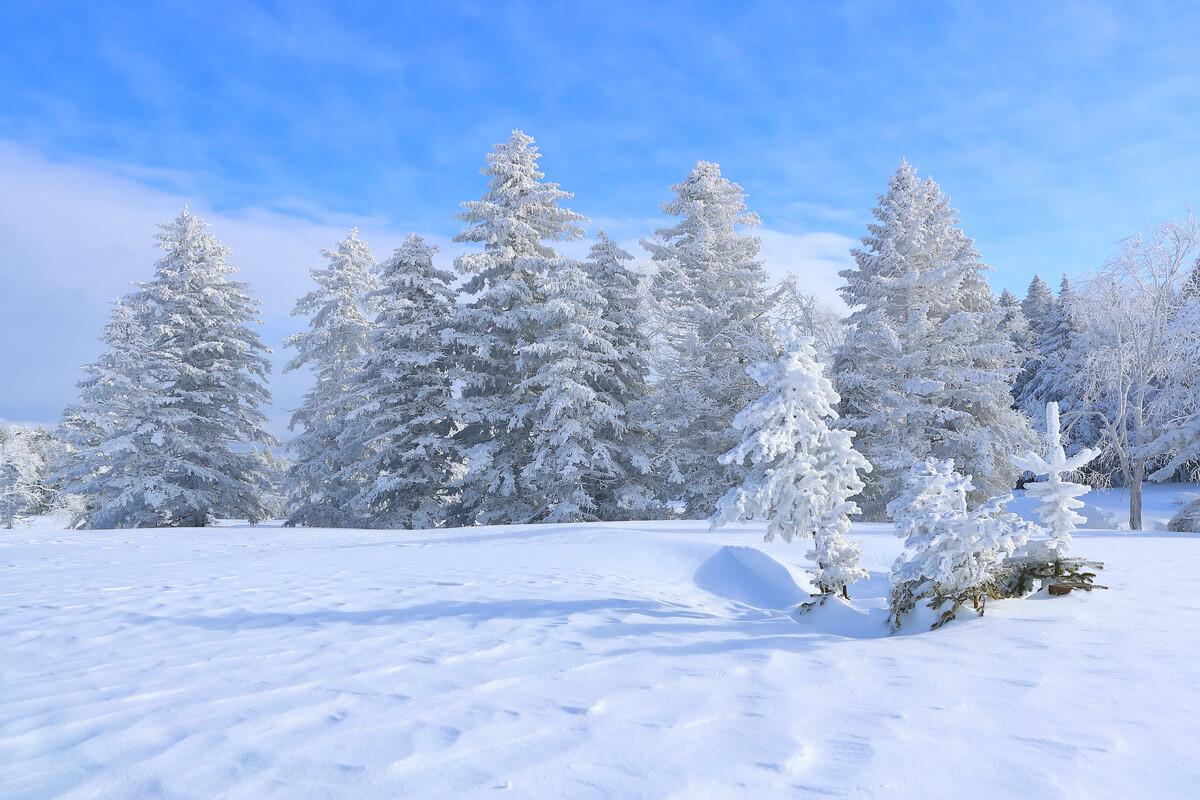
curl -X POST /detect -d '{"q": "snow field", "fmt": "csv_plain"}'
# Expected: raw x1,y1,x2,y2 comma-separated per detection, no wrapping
3,514,1200,798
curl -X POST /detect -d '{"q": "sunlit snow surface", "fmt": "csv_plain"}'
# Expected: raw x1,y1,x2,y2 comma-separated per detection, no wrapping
3,487,1200,798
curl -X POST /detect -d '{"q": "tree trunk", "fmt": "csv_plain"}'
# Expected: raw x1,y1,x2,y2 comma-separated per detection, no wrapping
1129,464,1144,531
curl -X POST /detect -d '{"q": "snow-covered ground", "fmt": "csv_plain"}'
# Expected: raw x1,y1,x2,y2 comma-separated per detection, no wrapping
3,487,1200,799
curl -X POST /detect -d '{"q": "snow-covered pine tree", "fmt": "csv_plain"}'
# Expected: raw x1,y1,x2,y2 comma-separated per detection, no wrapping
54,297,153,523
834,160,1032,516
713,327,871,598
1015,274,1057,406
516,253,622,522
1011,402,1098,557
339,235,457,529
579,232,659,519
1183,257,1200,300
447,130,586,525
84,210,276,528
1021,275,1057,334
999,288,1034,400
1017,275,1087,430
887,459,1031,629
643,161,774,516
283,229,378,528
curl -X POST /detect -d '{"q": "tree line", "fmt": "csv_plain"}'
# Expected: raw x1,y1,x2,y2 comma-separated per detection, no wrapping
4,130,1199,534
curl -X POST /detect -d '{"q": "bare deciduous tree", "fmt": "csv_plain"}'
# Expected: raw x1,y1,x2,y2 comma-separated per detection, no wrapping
1071,212,1199,529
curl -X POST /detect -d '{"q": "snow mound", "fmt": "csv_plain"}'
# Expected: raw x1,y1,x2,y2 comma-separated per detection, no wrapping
693,545,805,610
1078,501,1125,530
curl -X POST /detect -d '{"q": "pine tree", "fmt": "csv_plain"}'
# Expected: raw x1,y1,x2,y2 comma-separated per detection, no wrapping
583,233,658,518
339,235,457,529
283,229,378,528
1021,275,1056,333
1183,257,1200,300
1018,276,1087,434
999,289,1035,400
516,254,622,522
1015,275,1056,406
1011,402,1098,557
644,161,774,517
81,210,275,528
55,298,153,523
834,160,1032,516
887,459,1031,629
713,327,870,598
447,130,586,525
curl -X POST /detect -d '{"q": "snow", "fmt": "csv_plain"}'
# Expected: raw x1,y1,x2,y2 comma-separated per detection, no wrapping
4,491,1200,798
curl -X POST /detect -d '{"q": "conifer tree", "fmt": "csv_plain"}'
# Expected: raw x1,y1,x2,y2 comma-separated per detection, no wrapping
1018,276,1087,433
1000,288,1035,400
283,229,378,527
1011,402,1098,557
834,161,1032,516
644,161,774,516
340,235,457,528
887,459,1031,629
714,327,870,599
516,254,621,522
447,130,586,525
583,233,658,518
1021,275,1056,333
80,210,275,528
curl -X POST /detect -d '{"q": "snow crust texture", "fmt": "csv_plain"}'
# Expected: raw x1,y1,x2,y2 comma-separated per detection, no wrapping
3,511,1199,798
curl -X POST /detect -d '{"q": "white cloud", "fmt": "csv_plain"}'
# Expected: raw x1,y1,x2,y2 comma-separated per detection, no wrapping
0,142,454,436
756,229,854,312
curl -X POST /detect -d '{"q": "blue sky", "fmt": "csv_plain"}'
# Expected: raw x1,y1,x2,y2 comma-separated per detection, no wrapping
2,0,1198,430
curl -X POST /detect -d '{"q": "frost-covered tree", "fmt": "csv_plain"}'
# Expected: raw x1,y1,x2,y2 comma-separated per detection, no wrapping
447,130,586,525
54,297,153,522
0,425,56,528
578,232,659,519
1073,214,1199,529
713,327,870,599
1021,275,1057,334
339,235,457,529
999,289,1034,398
1012,402,1098,557
79,210,275,528
644,161,774,516
283,229,378,528
517,253,622,522
1015,274,1057,406
834,160,1032,516
887,459,1031,629
1017,276,1088,434
768,275,844,364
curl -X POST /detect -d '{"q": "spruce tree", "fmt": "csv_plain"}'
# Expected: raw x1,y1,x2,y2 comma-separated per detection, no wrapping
337,235,456,528
516,254,620,522
1011,402,1098,558
55,297,154,523
1021,275,1056,333
713,327,871,599
283,229,378,528
1018,276,1088,435
83,210,275,528
1000,288,1035,402
887,459,1031,630
446,130,586,525
834,161,1032,515
582,233,658,518
643,161,774,517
